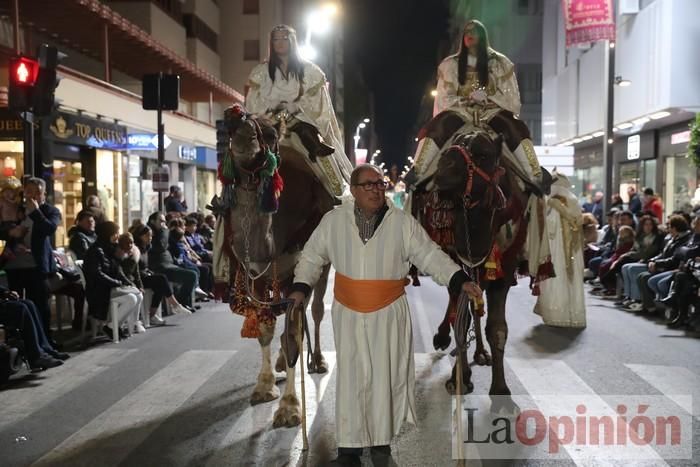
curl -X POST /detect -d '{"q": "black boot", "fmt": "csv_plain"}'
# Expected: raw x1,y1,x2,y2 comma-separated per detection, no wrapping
291,122,335,162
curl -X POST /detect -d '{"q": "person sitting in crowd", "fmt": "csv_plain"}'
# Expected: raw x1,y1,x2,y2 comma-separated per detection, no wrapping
68,210,97,260
0,286,67,371
626,214,691,313
84,221,143,339
85,194,106,225
147,212,199,312
199,214,216,250
591,225,635,297
616,215,666,308
130,225,192,319
661,254,700,329
168,227,214,298
184,217,212,263
164,186,188,216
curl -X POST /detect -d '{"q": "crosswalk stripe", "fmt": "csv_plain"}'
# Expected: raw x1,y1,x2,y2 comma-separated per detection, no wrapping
31,350,235,467
204,352,337,467
0,348,137,431
507,358,668,466
625,364,699,419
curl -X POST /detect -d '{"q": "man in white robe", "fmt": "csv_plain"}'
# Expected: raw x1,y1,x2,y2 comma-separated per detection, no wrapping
245,24,353,199
288,164,481,466
534,173,587,327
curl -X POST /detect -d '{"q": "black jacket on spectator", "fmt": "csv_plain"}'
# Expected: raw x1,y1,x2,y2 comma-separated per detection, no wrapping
68,226,97,260
147,224,175,271
652,231,693,272
120,255,143,290
28,205,61,275
628,194,642,216
84,240,129,320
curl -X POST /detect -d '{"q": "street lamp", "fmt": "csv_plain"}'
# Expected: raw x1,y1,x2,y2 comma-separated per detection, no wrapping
430,89,438,97
354,118,370,164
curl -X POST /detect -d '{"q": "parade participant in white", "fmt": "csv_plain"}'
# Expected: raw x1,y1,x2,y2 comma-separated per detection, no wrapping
245,24,353,199
408,19,553,288
288,164,481,465
534,172,587,328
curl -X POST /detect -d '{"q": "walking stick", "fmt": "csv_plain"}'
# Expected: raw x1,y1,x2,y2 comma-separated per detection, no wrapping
295,305,309,451
452,290,472,467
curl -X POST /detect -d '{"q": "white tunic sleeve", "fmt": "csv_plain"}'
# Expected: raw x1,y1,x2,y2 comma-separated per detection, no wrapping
293,212,332,288
403,213,461,286
433,57,466,117
488,53,521,116
244,63,273,115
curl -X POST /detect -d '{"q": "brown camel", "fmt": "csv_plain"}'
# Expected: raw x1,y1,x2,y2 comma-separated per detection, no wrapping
408,128,531,415
213,106,336,427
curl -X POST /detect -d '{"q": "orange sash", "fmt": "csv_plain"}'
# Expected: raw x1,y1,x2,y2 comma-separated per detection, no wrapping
334,272,410,313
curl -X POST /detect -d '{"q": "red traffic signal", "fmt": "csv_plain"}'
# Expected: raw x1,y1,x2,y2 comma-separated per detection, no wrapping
10,56,39,87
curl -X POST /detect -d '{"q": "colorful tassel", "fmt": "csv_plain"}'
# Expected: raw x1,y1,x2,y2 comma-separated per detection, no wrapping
241,308,261,338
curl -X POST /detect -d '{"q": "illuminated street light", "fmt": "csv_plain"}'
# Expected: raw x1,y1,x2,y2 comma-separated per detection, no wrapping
363,118,370,123
430,89,438,97
299,43,318,61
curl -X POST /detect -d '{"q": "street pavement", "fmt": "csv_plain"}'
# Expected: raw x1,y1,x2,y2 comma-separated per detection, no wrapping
2,275,699,467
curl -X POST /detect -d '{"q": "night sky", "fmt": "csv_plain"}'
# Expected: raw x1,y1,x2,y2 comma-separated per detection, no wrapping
344,0,452,168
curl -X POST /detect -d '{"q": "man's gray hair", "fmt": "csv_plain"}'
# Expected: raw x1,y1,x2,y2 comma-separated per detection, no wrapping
350,164,383,186
25,177,46,192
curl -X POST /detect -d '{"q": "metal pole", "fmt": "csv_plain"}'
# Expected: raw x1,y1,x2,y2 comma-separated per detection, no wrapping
602,40,615,216
157,72,165,212
23,112,34,178
12,0,20,54
103,23,111,83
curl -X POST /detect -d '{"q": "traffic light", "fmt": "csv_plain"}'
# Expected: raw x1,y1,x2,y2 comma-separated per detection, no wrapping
8,56,40,112
32,44,66,116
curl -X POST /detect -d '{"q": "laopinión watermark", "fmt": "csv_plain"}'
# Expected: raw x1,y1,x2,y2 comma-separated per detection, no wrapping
451,395,692,460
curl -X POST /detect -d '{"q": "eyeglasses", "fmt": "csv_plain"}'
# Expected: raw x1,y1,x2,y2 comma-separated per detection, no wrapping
353,180,388,191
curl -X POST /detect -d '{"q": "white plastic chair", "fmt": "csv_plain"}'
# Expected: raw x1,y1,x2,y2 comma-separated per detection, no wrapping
74,256,123,344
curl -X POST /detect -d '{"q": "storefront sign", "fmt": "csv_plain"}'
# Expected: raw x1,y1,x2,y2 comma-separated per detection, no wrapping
178,145,196,161
627,134,640,160
671,130,691,146
0,109,29,140
128,133,172,151
562,0,615,48
152,165,170,192
44,111,127,150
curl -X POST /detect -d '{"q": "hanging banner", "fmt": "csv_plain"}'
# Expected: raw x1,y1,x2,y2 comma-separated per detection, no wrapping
562,0,615,47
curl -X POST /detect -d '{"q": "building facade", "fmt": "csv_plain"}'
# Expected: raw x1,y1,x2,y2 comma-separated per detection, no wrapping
0,0,244,247
541,0,700,217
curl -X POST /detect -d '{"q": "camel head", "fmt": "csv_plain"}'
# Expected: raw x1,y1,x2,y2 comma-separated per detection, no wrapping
433,130,505,266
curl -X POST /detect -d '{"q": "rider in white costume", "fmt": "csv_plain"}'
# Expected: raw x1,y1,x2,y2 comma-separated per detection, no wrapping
408,20,552,285
245,24,353,199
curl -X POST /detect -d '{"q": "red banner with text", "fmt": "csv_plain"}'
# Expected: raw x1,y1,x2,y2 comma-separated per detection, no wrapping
562,0,615,47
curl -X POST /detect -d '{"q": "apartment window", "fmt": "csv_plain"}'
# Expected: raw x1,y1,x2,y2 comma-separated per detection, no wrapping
516,0,530,15
183,14,219,53
243,0,260,15
244,40,260,61
154,0,183,21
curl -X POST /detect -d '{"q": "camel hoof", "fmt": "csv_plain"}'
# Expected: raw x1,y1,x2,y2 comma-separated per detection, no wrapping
273,394,302,428
473,349,492,366
250,384,280,405
445,377,474,395
433,332,451,351
308,351,328,374
275,352,286,373
490,397,520,417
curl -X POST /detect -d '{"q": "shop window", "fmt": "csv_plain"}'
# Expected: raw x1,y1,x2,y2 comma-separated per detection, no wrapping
243,0,260,15
53,160,83,248
96,150,126,233
244,40,260,61
664,155,699,218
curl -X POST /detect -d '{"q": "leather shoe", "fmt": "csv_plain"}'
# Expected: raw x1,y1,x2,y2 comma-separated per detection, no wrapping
660,294,677,307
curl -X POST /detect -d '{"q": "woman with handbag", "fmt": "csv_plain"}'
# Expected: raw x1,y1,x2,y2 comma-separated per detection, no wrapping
84,221,143,340
130,225,192,318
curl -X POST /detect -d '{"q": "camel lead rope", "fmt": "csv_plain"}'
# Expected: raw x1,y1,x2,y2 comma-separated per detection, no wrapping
455,348,465,466
296,305,309,451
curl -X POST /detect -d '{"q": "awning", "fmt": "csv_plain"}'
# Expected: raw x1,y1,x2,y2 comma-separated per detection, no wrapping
1,0,243,103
